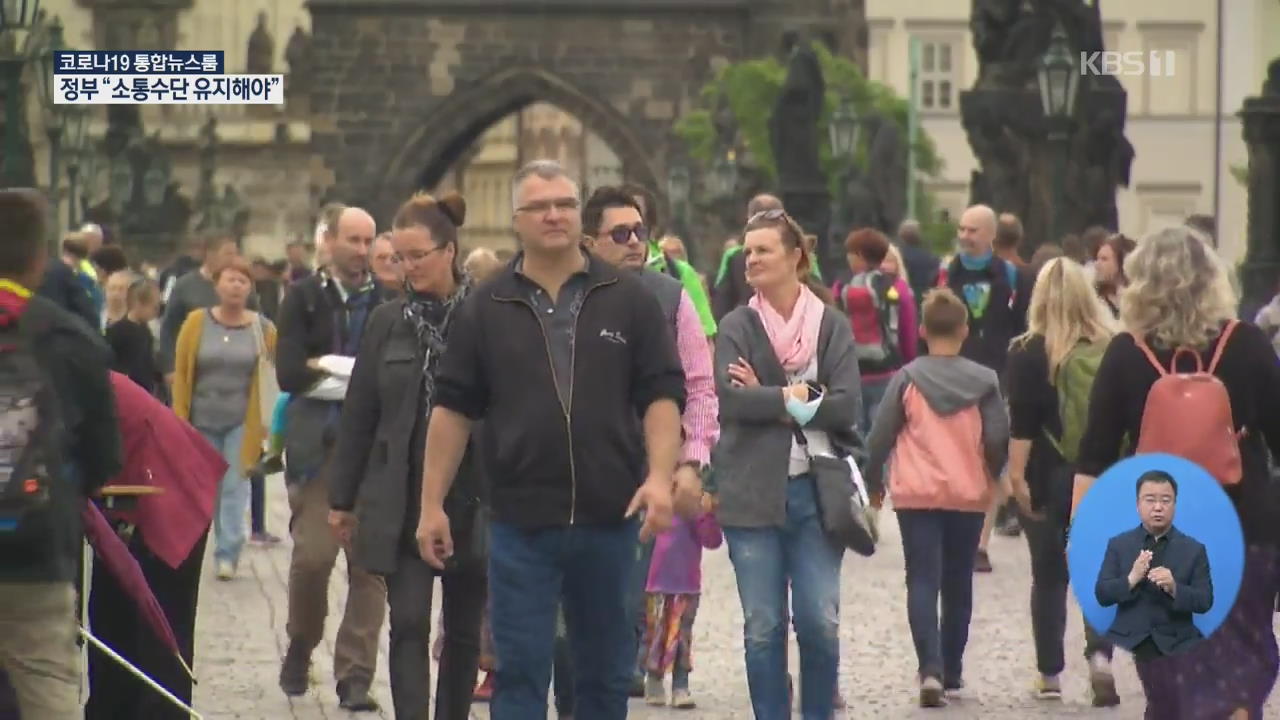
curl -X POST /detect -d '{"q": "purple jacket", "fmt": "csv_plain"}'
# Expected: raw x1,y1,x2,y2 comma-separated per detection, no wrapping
646,511,723,595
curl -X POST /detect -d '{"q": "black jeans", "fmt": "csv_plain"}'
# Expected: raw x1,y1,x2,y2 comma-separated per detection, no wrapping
384,542,486,720
1020,509,1113,675
250,472,266,535
897,509,985,684
86,527,209,720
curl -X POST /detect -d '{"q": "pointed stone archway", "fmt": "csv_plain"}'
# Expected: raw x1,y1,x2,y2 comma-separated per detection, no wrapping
379,67,662,216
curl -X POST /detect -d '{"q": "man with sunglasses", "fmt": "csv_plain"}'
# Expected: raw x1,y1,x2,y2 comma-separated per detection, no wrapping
621,183,717,338
581,185,718,704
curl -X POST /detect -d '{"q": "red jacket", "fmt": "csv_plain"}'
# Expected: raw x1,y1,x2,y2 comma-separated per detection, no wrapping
104,372,226,569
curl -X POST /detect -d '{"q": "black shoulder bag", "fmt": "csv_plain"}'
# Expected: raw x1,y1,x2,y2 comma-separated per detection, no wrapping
793,426,876,557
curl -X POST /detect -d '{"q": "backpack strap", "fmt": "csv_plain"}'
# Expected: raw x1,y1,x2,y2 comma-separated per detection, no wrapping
1131,332,1170,376
1206,319,1241,375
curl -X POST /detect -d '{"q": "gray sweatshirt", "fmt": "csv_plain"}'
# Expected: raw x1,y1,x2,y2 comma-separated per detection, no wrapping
863,354,1009,495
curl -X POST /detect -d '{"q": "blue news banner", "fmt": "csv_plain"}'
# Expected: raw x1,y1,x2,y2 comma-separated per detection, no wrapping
53,50,283,105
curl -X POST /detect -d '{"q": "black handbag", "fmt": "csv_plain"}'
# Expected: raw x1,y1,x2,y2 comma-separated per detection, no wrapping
794,426,876,557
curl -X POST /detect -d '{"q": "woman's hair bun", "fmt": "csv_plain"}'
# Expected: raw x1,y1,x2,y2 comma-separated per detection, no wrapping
438,192,466,228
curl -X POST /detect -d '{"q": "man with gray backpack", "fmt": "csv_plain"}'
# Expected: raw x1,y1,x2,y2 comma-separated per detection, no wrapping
0,189,122,720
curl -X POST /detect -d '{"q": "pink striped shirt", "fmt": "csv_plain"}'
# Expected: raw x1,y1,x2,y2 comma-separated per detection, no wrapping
674,290,719,464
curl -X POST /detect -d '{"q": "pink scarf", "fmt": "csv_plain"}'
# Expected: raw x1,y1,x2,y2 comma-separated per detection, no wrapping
749,284,824,373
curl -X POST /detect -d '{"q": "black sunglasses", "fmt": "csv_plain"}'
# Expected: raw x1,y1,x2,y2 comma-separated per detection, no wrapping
748,208,788,223
607,224,649,245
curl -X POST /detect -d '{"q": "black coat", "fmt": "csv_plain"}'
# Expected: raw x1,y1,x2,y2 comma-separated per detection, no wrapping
327,299,486,577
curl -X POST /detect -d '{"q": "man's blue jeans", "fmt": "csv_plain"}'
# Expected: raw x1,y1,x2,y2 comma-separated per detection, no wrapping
198,425,247,567
488,518,638,720
724,476,843,720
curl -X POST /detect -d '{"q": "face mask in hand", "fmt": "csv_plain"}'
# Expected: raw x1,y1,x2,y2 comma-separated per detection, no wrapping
785,393,821,427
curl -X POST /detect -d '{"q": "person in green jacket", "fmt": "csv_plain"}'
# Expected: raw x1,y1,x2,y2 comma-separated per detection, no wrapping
622,183,717,337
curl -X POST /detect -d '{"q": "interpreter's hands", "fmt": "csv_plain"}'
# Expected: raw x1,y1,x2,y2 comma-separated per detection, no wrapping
673,465,703,520
327,510,356,547
416,504,453,571
1148,566,1176,596
727,357,760,388
1128,549,1154,587
627,476,674,542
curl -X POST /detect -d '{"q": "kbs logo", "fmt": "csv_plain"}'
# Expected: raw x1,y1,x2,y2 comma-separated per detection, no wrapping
1080,51,1176,77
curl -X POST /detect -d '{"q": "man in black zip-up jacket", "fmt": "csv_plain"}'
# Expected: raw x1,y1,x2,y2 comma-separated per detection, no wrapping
416,161,686,720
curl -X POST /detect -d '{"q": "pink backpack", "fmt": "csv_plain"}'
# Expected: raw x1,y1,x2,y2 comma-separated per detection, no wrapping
1132,320,1244,486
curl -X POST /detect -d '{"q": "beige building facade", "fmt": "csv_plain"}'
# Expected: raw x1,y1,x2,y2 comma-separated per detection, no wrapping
867,0,1280,263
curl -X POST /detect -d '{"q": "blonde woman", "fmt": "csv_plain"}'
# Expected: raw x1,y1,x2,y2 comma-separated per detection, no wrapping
172,256,277,580
1074,226,1280,718
881,243,912,296
1003,258,1119,705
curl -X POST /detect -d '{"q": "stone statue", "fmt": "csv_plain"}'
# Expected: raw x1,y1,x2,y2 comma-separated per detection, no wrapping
285,25,312,93
834,164,880,235
769,42,827,191
247,12,274,74
1263,56,1280,97
964,102,1029,217
864,113,908,232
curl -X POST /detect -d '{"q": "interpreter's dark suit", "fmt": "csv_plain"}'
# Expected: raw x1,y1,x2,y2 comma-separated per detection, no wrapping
1094,525,1213,657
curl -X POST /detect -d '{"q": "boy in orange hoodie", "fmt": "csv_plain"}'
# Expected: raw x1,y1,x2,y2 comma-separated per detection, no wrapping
862,288,1010,708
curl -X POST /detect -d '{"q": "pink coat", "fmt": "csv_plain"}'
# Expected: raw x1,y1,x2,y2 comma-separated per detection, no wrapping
104,372,226,569
887,384,994,513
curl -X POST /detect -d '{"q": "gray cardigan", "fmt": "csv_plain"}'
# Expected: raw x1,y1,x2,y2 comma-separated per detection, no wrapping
711,304,862,528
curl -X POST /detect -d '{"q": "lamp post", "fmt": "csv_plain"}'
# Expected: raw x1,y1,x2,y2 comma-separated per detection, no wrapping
36,15,62,248
708,148,738,200
666,160,691,261
62,104,88,229
0,0,42,186
827,94,859,268
1037,23,1079,247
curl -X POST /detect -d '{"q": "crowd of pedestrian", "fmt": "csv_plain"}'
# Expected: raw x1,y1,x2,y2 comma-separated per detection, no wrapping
0,153,1277,720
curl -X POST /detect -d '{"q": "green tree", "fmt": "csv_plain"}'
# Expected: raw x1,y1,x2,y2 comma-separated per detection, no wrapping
676,43,943,200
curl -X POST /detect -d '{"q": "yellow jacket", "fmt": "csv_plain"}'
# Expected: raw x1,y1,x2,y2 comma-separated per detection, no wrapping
172,309,277,472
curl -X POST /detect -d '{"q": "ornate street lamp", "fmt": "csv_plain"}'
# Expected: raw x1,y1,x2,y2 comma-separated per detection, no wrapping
828,94,860,160
0,0,43,185
1037,23,1079,245
37,15,62,246
62,104,88,228
666,160,692,258
708,149,738,200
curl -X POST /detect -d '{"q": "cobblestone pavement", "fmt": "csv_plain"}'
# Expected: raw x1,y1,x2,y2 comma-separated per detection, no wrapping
194,476,1280,719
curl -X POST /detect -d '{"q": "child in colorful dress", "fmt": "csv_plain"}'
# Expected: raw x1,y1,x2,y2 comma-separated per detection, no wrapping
639,493,723,708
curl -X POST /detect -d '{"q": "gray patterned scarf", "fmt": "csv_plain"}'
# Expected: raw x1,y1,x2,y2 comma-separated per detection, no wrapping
402,276,471,408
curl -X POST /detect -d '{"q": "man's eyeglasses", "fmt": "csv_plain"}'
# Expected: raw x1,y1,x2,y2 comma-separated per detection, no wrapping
516,198,580,215
1140,495,1175,507
606,224,649,245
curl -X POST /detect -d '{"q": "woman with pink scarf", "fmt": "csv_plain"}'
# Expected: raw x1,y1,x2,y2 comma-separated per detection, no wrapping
710,209,861,719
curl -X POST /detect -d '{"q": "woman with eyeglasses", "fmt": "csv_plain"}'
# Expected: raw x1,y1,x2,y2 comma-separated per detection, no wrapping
328,191,488,720
711,208,860,719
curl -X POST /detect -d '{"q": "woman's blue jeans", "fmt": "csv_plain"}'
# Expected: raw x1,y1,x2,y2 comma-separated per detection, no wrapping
724,476,843,720
198,425,248,567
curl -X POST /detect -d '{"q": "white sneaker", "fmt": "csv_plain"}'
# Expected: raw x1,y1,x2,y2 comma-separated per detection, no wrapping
216,560,235,581
644,674,666,706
